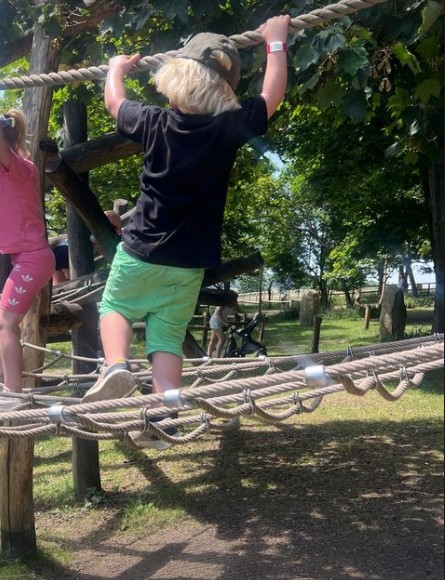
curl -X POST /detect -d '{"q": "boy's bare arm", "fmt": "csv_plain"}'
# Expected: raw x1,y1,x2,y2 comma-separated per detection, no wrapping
259,15,291,119
105,54,141,119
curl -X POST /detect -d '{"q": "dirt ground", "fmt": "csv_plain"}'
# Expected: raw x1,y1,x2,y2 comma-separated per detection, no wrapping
28,417,444,580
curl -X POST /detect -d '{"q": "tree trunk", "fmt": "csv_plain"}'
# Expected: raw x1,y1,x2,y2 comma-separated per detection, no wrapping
340,279,354,308
378,257,390,307
404,258,419,299
320,279,329,309
423,164,444,333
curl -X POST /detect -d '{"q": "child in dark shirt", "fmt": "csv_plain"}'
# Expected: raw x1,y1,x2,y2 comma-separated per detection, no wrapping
84,16,291,449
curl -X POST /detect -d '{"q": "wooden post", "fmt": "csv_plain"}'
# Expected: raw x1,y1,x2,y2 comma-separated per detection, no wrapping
201,308,210,349
1,13,61,558
63,100,102,500
0,437,37,557
311,316,323,354
259,318,266,343
364,305,372,330
258,268,264,314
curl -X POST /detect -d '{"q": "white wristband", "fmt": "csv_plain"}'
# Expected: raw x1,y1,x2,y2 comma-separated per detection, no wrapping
267,41,288,54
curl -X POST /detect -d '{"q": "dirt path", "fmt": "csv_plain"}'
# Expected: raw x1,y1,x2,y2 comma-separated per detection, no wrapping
30,419,444,580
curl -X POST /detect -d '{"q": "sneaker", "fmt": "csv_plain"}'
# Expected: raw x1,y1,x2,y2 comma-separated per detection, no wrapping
83,360,136,404
129,414,179,451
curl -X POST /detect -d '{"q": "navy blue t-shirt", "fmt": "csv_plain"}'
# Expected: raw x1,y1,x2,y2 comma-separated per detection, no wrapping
117,96,268,268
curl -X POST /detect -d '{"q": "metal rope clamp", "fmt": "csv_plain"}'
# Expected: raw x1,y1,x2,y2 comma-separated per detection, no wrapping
305,365,331,388
399,366,411,385
164,389,189,410
243,389,256,415
48,405,75,424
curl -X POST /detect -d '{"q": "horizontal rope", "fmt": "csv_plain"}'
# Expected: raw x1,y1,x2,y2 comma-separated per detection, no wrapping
0,341,442,444
19,334,443,391
0,0,389,90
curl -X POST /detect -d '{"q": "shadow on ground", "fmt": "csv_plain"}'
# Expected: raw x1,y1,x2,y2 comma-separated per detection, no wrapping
25,410,444,580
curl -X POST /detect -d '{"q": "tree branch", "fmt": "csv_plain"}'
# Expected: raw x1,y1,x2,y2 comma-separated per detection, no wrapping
0,1,119,68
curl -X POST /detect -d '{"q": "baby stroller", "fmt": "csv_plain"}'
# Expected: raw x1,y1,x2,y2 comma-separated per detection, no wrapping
224,312,268,358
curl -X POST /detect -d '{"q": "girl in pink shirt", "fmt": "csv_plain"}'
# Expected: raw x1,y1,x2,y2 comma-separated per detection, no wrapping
0,109,55,407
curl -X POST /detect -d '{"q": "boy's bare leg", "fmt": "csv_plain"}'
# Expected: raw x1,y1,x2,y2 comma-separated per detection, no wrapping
100,312,133,364
129,351,182,450
151,351,183,394
83,311,136,403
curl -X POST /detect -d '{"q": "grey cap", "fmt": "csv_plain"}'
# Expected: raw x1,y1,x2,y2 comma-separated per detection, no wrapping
178,33,241,90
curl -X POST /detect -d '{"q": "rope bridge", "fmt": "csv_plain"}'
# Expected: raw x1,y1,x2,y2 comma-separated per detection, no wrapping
0,335,443,449
0,0,389,91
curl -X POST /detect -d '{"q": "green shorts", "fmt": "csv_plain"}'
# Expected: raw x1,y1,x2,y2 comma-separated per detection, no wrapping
100,244,204,359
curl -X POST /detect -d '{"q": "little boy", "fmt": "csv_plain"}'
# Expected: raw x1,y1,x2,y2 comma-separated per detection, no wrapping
84,16,291,448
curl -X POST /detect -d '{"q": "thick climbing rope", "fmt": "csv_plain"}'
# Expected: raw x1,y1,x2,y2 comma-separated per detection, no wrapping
0,338,443,446
0,0,389,90
18,334,444,391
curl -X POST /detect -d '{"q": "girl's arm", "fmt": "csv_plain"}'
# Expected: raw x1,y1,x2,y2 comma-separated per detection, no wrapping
0,120,12,170
259,15,291,119
105,54,141,119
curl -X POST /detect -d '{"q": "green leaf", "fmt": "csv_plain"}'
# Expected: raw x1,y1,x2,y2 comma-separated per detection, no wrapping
336,47,369,77
418,0,443,37
388,88,411,118
404,151,419,165
313,29,347,55
298,73,321,96
392,42,422,75
316,82,343,110
342,90,368,122
409,121,420,136
152,0,189,22
385,142,403,157
416,37,438,60
294,45,320,72
415,78,442,103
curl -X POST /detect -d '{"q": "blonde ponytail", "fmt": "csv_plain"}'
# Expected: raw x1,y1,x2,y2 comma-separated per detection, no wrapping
2,109,30,159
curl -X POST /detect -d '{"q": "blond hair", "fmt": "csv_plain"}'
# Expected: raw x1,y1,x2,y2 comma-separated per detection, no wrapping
153,57,241,116
2,109,30,159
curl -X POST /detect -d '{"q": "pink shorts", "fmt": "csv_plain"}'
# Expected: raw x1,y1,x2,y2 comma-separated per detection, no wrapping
0,248,55,316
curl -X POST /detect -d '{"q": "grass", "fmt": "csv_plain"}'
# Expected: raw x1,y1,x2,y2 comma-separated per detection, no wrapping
0,307,442,579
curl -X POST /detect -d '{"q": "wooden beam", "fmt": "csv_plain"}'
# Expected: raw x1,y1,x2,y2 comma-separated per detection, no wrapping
0,31,33,69
0,1,119,68
59,133,142,174
202,252,264,287
51,254,262,300
48,302,84,335
44,151,120,264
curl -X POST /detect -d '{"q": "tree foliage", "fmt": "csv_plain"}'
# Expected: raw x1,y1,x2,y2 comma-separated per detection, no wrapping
0,0,443,319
